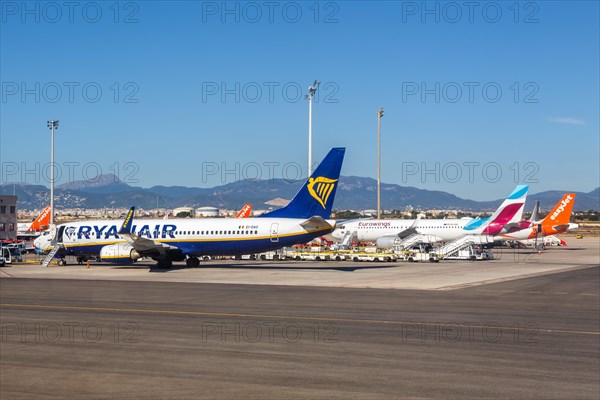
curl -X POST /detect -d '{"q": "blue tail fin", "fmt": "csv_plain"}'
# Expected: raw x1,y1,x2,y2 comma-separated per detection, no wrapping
260,148,345,219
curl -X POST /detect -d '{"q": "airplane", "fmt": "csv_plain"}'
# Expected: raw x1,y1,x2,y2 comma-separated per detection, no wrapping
331,185,529,247
35,148,345,268
17,205,51,237
236,203,252,218
498,193,579,243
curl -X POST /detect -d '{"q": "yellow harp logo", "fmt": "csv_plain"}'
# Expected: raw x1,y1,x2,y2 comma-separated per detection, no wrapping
307,177,338,209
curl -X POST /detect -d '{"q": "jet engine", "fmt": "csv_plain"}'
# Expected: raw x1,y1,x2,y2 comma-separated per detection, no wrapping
99,243,140,263
376,236,400,248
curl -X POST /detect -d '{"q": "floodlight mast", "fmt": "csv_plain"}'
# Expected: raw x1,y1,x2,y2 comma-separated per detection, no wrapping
377,109,384,219
47,120,59,226
306,80,320,177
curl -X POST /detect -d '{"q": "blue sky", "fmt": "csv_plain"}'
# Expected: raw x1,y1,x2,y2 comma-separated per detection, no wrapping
1,1,598,201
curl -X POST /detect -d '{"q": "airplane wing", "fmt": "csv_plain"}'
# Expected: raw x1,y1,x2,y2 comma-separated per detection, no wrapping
118,207,178,255
301,216,334,231
397,214,423,238
397,228,418,239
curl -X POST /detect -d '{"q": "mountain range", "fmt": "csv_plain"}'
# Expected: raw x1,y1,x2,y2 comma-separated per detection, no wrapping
2,174,598,212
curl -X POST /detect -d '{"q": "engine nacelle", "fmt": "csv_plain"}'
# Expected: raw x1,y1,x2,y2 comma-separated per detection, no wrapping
99,243,140,263
376,236,400,248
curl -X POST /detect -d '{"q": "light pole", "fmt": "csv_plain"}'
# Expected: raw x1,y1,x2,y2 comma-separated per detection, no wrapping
377,108,384,219
306,80,320,177
47,120,59,226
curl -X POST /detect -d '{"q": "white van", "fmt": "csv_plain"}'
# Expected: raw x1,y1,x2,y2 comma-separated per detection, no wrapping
0,247,11,266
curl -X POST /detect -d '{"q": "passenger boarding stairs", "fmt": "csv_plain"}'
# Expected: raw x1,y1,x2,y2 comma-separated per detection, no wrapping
40,224,64,268
434,235,495,258
41,244,63,268
340,231,357,247
393,234,437,251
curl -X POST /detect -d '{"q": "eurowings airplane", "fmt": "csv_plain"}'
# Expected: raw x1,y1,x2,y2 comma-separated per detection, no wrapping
331,185,529,246
17,205,51,236
35,148,345,268
498,193,578,241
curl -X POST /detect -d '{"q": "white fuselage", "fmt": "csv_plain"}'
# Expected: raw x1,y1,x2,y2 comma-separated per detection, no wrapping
35,217,335,257
332,218,475,243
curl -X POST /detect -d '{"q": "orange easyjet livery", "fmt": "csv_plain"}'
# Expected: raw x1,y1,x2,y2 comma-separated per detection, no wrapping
501,194,578,240
236,204,252,218
17,205,52,233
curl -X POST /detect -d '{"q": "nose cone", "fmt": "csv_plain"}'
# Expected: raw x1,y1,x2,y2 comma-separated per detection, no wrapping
331,229,343,239
34,235,49,252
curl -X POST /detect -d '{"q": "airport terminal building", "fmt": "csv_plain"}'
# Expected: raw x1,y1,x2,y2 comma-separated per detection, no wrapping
0,195,17,240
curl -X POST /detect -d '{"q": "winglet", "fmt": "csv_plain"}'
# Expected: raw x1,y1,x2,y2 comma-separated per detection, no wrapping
119,207,136,235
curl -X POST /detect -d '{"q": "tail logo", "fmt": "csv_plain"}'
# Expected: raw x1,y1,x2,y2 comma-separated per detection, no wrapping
121,208,134,232
307,177,338,209
550,194,573,221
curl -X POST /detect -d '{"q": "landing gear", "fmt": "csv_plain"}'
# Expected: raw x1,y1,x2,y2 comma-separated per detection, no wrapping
57,258,67,266
186,257,200,268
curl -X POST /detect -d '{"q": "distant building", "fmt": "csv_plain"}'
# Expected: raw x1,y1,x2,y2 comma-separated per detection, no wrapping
173,207,195,218
0,196,17,240
196,207,219,217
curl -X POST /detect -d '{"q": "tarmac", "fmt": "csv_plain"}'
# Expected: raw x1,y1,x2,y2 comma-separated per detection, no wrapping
2,237,598,290
1,237,598,399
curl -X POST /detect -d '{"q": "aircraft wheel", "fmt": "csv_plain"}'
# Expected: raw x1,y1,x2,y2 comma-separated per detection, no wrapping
408,257,414,263
58,258,67,267
186,257,200,268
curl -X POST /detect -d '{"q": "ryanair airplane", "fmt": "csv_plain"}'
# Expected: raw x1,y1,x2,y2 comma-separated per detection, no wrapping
35,148,345,268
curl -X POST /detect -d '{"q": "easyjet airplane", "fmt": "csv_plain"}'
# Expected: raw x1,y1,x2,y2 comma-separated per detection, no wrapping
17,205,51,236
499,193,579,241
35,148,345,268
236,204,252,218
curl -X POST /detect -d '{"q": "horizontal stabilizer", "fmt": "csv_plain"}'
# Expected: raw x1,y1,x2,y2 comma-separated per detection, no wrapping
552,224,570,232
300,216,334,230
